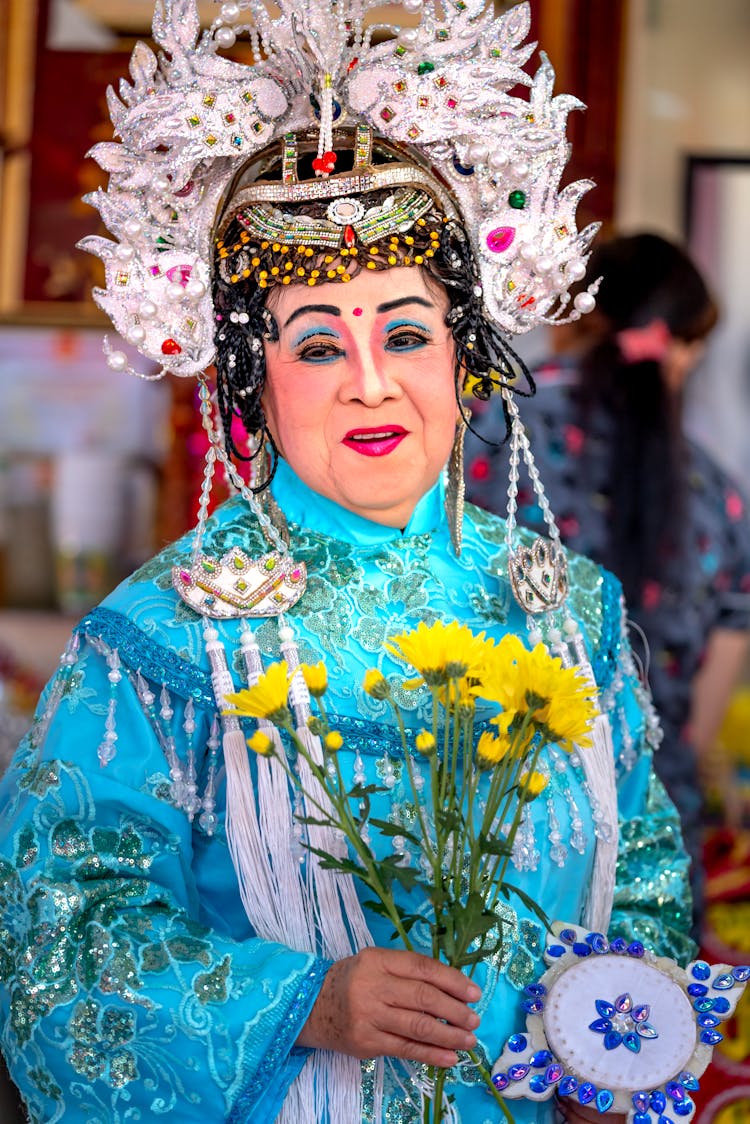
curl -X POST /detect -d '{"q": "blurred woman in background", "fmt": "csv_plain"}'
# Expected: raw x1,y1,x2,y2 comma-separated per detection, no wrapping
466,231,750,931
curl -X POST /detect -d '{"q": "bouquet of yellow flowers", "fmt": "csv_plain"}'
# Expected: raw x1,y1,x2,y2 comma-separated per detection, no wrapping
226,621,596,1122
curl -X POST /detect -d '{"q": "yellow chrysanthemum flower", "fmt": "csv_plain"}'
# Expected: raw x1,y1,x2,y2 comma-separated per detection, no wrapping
415,730,436,756
386,620,494,687
363,668,390,699
300,661,328,697
224,661,293,725
520,769,548,800
476,636,596,752
325,731,343,752
247,730,275,757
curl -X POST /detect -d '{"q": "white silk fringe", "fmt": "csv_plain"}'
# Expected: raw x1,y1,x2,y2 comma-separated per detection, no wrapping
579,711,619,934
223,716,382,1124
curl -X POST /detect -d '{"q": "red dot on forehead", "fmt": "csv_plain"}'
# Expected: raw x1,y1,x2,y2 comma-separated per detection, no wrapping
352,307,363,316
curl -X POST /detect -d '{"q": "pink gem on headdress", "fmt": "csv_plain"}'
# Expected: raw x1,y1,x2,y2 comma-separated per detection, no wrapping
486,226,515,253
166,264,193,287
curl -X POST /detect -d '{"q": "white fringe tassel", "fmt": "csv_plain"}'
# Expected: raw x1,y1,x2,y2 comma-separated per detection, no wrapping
206,618,381,1123
580,711,619,934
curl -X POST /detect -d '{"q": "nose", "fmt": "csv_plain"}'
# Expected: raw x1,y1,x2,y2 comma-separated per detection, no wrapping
341,344,401,407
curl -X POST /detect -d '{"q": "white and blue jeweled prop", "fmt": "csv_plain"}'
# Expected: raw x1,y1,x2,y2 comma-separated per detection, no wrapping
491,922,749,1120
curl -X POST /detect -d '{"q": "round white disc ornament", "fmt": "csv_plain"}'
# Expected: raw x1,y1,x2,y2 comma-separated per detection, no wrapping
491,921,750,1120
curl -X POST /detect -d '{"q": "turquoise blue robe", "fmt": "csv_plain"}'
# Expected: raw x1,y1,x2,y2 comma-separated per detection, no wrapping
0,459,692,1122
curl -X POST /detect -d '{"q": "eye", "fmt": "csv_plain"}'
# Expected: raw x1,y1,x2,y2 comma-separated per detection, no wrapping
296,334,345,363
385,327,431,352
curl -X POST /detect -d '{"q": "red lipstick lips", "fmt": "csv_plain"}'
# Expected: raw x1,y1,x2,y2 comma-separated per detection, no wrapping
343,425,408,457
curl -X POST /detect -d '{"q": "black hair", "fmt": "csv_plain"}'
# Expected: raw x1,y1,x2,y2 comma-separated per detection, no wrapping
575,232,717,601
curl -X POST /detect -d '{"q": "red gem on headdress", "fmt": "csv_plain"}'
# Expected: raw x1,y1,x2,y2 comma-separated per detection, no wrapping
161,338,182,355
312,156,325,173
344,225,356,248
347,57,359,72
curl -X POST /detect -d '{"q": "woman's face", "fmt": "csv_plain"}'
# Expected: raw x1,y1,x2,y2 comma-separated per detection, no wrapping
261,267,458,527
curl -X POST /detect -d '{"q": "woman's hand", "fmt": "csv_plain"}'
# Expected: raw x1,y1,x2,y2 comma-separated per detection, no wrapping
296,947,482,1066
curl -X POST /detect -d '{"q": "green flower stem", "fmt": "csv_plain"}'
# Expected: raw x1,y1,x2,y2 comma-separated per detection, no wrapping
486,739,545,917
388,698,437,875
467,1050,515,1122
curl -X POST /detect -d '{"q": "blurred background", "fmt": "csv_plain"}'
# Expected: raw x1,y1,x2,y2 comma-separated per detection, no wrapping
0,0,750,1114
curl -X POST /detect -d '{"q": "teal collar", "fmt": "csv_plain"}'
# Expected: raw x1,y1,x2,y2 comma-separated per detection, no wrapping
270,457,445,546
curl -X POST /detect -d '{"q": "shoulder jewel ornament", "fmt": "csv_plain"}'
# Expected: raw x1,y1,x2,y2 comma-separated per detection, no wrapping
491,921,749,1119
79,0,599,381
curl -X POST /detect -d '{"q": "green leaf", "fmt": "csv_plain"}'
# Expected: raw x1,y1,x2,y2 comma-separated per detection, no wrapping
346,783,385,798
500,882,550,930
368,818,421,847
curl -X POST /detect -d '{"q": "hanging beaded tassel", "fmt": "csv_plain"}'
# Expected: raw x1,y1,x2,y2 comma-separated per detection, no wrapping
502,387,618,931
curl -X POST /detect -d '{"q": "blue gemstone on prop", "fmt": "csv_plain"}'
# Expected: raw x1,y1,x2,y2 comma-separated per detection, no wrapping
492,1072,510,1091
452,155,475,176
634,1115,651,1124
693,998,715,1012
732,965,750,982
615,993,633,1013
624,1032,641,1053
530,1050,553,1068
713,974,735,990
701,1028,723,1045
589,1018,612,1034
713,998,731,1014
586,931,607,948
559,928,577,944
628,941,646,958
610,937,627,954
633,1004,650,1022
548,944,567,958
525,983,547,997
591,934,609,954
637,1022,658,1039
698,1013,721,1028
522,998,544,1014
508,1034,527,1052
633,1092,650,1112
650,1092,667,1112
678,1073,700,1091
596,999,615,1018
687,983,708,997
545,1063,564,1084
673,1100,694,1117
658,1117,675,1124
559,1075,579,1095
597,1091,615,1112
691,961,711,980
666,1082,685,1101
604,1032,623,1050
508,1062,530,1081
573,942,593,957
529,1075,548,1093
578,1083,596,1104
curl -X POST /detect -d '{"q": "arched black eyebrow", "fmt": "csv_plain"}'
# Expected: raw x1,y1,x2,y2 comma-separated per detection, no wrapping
376,297,433,314
283,304,340,328
282,295,435,328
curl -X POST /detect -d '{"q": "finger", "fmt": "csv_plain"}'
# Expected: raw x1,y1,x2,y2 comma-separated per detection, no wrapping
378,1007,477,1053
381,978,480,1031
386,950,482,1002
370,1030,463,1069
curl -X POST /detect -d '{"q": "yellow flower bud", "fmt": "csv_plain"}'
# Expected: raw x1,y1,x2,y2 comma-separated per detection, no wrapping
476,730,507,766
521,770,548,800
247,730,274,757
325,731,343,752
415,730,436,756
363,668,390,700
301,661,328,697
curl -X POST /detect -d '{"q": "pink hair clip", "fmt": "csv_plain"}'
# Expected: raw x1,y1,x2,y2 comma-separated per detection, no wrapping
616,318,671,365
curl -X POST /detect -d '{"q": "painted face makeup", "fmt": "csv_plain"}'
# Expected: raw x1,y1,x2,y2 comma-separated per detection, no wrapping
262,267,457,527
